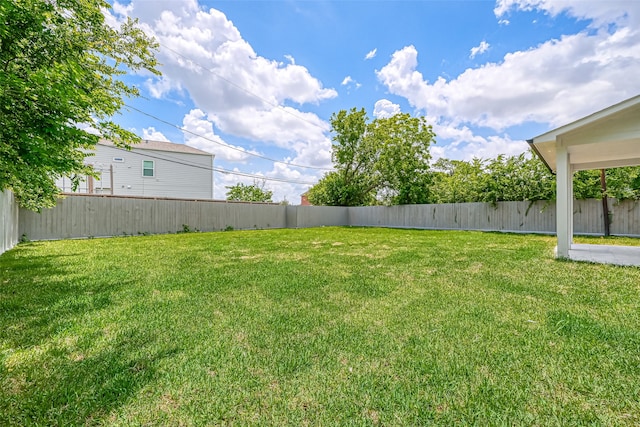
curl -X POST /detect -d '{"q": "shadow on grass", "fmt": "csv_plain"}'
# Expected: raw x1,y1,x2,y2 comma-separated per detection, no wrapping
2,328,181,425
0,247,121,349
1,245,179,425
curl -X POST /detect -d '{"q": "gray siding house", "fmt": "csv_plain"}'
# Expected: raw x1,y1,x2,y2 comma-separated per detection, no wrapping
58,139,215,199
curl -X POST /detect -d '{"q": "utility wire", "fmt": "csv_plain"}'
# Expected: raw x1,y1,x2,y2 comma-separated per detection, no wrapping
119,36,338,184
124,103,333,171
107,144,318,185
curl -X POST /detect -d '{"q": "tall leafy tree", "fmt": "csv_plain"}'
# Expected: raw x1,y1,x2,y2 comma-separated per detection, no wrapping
308,108,436,206
369,113,435,205
226,181,273,203
318,108,377,206
0,0,159,210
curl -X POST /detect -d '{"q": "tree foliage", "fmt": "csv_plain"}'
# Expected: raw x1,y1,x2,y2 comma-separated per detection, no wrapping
430,152,556,204
226,181,273,203
605,167,640,200
309,107,640,206
430,154,640,204
308,108,435,206
572,170,605,200
307,171,374,207
309,108,375,206
0,0,159,210
573,168,640,200
369,113,435,204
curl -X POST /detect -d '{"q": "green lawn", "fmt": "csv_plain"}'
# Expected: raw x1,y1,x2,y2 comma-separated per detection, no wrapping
1,228,639,426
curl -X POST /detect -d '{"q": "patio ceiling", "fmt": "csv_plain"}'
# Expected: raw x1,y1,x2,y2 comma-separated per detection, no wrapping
529,94,640,172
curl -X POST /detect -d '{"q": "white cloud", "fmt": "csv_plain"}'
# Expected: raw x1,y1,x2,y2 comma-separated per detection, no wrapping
377,19,640,132
340,76,362,92
341,75,362,90
113,1,336,147
265,162,323,203
76,122,101,136
375,2,640,163
210,106,331,161
286,136,333,170
341,76,354,86
470,41,490,59
494,0,638,27
181,109,255,162
182,107,332,201
112,1,133,18
373,99,401,119
142,127,170,141
145,76,177,99
432,122,529,161
498,19,510,25
442,136,529,162
365,48,377,60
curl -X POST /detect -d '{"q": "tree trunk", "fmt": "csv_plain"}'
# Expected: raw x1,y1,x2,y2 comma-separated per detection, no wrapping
600,169,610,237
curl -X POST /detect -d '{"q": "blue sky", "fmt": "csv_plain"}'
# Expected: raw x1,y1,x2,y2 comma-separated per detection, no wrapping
107,0,640,203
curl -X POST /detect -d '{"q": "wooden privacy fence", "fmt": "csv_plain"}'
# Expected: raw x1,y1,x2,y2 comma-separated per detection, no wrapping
349,199,639,235
16,194,640,242
0,191,19,253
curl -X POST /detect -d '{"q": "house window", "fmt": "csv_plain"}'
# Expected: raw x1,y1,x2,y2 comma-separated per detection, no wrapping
142,160,155,177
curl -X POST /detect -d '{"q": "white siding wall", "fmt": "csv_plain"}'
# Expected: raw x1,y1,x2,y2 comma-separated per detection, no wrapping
58,144,214,199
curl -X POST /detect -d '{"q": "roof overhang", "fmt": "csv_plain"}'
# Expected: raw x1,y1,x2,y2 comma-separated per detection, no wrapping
528,95,640,172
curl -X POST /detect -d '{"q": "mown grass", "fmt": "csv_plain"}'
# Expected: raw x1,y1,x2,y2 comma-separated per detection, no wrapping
1,228,639,426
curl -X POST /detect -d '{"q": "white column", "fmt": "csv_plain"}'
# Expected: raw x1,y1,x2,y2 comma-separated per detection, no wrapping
556,142,573,258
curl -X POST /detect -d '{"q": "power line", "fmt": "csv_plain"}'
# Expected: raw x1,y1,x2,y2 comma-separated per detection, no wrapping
124,103,333,171
107,144,318,186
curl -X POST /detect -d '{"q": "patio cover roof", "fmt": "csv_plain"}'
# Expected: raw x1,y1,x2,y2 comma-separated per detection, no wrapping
528,94,640,172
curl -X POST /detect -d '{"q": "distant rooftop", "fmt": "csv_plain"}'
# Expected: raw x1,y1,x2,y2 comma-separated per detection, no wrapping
98,139,213,156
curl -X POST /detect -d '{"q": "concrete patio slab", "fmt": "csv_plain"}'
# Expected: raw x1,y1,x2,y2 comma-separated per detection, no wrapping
564,244,640,267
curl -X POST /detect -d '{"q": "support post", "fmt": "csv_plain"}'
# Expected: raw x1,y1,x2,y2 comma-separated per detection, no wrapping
110,164,114,195
556,143,573,258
